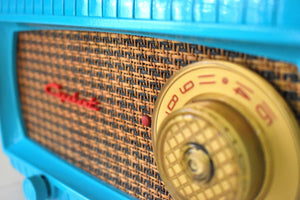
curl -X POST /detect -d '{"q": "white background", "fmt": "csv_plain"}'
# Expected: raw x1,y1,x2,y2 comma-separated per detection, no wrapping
0,140,26,200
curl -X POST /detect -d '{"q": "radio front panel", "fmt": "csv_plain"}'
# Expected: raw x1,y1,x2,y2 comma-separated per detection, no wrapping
0,1,300,200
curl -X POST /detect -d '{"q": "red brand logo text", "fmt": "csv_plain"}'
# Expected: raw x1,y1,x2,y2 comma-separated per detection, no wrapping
45,83,100,111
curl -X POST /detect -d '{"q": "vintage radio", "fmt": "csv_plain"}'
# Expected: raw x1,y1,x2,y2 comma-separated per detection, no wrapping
0,1,299,200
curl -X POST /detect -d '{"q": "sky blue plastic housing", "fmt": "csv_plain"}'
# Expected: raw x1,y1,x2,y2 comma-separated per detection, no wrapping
0,0,300,199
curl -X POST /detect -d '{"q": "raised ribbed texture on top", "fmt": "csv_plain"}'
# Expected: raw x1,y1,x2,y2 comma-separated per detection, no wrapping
0,0,277,26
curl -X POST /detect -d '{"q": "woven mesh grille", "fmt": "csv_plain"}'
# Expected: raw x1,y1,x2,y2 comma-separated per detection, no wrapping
17,30,300,200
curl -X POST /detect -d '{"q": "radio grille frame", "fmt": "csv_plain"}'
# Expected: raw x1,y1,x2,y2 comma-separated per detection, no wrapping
16,30,300,200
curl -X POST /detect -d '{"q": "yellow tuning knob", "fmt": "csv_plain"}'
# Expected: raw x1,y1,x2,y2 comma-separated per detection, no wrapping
152,61,300,200
156,100,264,200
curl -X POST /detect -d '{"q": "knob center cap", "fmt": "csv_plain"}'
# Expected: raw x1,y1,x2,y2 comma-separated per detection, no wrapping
183,143,213,183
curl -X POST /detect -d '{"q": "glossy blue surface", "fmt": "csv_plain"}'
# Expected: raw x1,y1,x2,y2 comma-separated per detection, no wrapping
89,0,102,17
0,0,300,200
0,0,299,65
0,0,297,25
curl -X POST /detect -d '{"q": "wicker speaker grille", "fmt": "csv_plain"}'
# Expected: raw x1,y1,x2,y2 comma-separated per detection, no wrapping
17,30,300,200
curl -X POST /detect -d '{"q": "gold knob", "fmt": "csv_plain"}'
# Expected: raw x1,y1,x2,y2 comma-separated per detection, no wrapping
152,61,300,200
156,101,265,200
